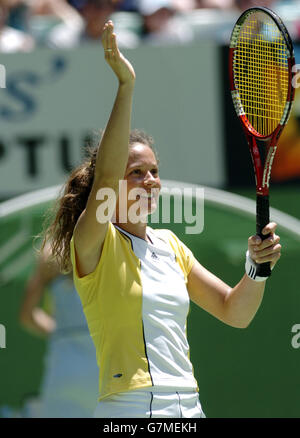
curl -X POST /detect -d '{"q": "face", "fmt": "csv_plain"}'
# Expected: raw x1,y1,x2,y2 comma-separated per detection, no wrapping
144,8,173,33
117,143,161,222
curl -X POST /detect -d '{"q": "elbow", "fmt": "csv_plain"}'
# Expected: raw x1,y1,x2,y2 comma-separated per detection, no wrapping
222,307,253,329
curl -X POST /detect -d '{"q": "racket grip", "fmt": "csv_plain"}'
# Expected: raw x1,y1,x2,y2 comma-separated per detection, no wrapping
256,194,271,277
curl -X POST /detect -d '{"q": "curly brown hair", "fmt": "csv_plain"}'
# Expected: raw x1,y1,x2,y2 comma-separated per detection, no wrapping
40,129,158,273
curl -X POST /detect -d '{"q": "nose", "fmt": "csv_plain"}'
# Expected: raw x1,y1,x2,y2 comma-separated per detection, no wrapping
144,171,157,186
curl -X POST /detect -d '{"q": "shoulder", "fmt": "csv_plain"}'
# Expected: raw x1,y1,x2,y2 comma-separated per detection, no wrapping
70,222,132,281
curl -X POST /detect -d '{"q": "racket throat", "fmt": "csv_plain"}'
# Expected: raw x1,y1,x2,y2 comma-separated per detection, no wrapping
262,143,277,191
251,138,277,195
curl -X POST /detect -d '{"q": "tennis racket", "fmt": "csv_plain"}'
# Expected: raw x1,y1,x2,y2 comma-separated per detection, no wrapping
229,7,295,277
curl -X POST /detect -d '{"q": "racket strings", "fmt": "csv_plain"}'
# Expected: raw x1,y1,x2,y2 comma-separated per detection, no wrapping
233,12,289,136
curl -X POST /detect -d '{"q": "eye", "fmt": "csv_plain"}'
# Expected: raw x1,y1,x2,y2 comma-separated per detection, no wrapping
151,168,158,176
131,169,141,175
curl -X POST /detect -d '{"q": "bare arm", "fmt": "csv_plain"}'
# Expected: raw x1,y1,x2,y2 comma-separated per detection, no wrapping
19,250,59,338
188,222,281,328
73,21,136,277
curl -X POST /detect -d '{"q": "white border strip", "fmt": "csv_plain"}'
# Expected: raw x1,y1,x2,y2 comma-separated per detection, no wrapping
0,186,62,217
0,180,300,240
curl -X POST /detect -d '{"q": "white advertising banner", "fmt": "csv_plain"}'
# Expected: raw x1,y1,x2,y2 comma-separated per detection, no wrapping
0,42,224,197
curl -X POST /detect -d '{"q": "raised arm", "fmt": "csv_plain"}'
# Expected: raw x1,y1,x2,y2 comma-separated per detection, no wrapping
73,21,136,277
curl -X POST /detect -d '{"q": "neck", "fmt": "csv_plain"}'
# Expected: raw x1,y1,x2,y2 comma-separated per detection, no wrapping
114,220,148,241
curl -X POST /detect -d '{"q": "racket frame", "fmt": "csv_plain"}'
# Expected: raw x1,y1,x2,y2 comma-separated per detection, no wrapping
229,7,296,277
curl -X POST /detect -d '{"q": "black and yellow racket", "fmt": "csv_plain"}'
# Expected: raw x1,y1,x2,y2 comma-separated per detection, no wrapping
229,7,295,277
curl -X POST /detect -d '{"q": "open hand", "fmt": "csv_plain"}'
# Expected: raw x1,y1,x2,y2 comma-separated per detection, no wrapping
102,21,136,85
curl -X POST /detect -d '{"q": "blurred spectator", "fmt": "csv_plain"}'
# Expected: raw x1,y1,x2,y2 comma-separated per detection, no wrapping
172,0,195,11
194,0,234,8
112,0,138,12
75,0,140,48
19,244,99,418
29,0,138,49
6,0,29,31
0,0,34,52
73,0,115,41
234,0,276,11
137,0,194,46
69,0,139,12
25,0,85,48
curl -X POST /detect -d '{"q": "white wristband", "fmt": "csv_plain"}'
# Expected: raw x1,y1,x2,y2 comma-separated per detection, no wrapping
245,250,269,282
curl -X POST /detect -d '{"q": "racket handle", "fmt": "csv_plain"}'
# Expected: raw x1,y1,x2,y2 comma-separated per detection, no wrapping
256,194,272,277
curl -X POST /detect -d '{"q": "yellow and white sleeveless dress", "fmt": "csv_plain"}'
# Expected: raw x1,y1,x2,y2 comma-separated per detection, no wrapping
70,223,205,418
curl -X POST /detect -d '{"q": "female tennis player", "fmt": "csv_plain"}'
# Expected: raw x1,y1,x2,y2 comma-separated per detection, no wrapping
43,21,282,418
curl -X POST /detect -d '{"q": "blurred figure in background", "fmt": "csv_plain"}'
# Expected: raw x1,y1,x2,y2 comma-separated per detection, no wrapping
40,0,137,48
172,0,195,12
109,0,138,12
0,0,86,49
0,0,34,52
137,0,194,46
194,0,234,8
76,0,139,47
26,0,85,48
74,0,116,42
19,244,99,418
234,0,276,11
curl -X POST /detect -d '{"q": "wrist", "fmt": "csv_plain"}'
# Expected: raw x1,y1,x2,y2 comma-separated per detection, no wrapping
245,250,270,282
118,80,135,90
